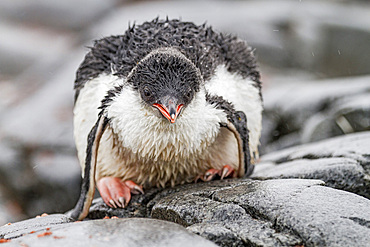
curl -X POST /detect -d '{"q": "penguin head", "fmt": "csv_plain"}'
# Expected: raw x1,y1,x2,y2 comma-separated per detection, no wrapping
127,48,202,123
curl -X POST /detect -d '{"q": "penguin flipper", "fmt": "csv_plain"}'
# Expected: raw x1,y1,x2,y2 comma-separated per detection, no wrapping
222,110,253,177
206,94,253,178
67,114,109,221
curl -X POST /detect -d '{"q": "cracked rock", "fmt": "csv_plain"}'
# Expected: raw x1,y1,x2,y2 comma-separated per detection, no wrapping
2,177,370,246
255,131,370,199
79,178,370,246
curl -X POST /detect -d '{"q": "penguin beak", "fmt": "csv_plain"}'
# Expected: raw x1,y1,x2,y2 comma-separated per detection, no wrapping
153,99,184,124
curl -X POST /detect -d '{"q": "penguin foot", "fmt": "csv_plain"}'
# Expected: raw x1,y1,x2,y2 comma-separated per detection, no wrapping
196,165,235,182
97,177,144,208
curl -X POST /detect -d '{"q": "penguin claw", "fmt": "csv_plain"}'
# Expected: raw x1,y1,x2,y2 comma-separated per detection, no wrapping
124,180,144,195
220,165,234,180
203,168,220,181
118,197,126,208
197,165,235,182
97,177,143,209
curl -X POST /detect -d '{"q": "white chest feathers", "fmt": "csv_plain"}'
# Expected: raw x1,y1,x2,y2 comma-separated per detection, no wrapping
107,86,227,163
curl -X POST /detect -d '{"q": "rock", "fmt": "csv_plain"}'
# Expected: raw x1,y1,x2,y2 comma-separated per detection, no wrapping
154,179,370,246
6,178,370,246
0,214,71,239
261,76,370,154
215,179,370,247
255,132,370,199
5,178,370,246
0,217,217,247
301,92,370,143
83,178,370,246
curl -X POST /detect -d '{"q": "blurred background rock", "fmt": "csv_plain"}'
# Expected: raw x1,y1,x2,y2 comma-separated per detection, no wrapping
0,0,369,225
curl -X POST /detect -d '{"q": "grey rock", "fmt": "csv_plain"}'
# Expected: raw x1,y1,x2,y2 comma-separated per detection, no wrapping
0,214,71,239
1,218,217,247
256,132,370,199
148,179,370,246
214,179,370,247
261,76,370,154
82,177,370,246
302,92,370,143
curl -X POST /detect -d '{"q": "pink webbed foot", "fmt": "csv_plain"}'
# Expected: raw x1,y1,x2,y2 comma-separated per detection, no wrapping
196,165,235,182
97,177,144,208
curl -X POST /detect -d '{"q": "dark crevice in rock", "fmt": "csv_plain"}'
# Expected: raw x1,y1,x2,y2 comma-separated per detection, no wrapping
344,217,370,229
274,154,339,165
301,154,336,160
260,154,370,199
274,156,290,164
360,154,370,174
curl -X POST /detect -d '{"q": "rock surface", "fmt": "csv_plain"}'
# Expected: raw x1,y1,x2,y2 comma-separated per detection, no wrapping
74,177,369,246
0,214,71,240
1,217,217,247
3,177,370,246
261,76,370,154
255,132,370,199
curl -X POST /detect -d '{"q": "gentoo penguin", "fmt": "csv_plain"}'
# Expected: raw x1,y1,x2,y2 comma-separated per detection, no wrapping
69,18,263,220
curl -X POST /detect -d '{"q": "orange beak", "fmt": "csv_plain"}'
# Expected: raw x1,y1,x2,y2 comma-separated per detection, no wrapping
153,103,184,123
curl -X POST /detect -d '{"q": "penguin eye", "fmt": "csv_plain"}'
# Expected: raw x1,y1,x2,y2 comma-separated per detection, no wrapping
186,88,192,99
143,87,151,97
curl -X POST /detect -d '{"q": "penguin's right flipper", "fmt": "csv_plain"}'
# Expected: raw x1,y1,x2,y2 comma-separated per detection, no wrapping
66,113,109,221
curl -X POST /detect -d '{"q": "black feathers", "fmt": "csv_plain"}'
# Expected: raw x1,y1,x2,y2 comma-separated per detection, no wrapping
128,48,201,107
74,18,261,101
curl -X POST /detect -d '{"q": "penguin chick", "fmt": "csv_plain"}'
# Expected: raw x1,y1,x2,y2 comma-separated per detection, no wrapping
69,18,263,220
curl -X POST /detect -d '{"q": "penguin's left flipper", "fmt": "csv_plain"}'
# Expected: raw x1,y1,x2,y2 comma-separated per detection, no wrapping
66,113,109,221
206,94,253,178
